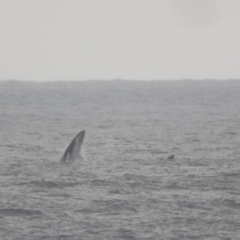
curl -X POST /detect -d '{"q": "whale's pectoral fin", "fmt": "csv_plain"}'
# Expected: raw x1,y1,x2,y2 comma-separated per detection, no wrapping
60,130,85,164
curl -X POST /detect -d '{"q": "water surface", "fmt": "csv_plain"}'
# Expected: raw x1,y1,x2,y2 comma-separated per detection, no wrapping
0,80,240,239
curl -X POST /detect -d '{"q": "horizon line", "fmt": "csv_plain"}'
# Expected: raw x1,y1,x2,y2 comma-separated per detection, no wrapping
0,78,240,83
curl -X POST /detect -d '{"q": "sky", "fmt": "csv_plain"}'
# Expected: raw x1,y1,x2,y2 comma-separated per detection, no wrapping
0,0,240,81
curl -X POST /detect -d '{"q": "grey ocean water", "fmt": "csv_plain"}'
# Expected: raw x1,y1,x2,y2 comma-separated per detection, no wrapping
0,80,240,240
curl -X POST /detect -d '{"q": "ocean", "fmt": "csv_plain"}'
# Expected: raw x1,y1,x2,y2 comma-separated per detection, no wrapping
0,80,240,239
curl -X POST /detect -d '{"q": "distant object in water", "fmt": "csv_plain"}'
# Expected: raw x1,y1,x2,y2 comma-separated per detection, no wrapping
60,130,85,164
167,154,174,160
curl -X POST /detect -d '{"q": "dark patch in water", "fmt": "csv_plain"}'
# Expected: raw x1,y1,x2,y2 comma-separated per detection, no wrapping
167,154,174,160
0,208,42,217
19,181,62,188
224,200,240,210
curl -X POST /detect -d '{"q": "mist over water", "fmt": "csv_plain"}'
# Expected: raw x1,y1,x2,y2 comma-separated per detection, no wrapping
0,80,240,239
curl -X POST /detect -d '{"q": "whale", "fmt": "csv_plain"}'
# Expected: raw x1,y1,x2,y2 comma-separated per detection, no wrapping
60,130,85,164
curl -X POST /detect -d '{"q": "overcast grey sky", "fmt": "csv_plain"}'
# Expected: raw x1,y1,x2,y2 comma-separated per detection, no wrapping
0,0,240,81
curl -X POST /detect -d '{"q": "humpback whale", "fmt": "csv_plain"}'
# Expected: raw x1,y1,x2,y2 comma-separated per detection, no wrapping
60,130,85,164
